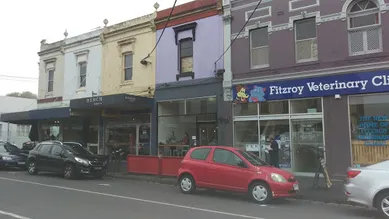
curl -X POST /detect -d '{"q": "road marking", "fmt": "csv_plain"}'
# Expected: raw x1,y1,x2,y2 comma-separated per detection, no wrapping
0,209,31,219
97,183,111,186
0,177,265,219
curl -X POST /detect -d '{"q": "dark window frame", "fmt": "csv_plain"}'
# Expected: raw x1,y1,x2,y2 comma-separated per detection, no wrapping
178,37,194,73
47,69,55,92
124,53,133,81
79,62,87,88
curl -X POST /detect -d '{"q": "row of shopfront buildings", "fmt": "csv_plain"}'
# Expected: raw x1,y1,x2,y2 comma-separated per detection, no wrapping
2,0,389,177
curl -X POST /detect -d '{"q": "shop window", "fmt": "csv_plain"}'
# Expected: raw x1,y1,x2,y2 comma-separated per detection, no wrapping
349,94,389,166
158,101,185,116
234,121,259,152
259,100,289,114
158,115,196,146
290,98,322,114
40,122,60,141
106,124,137,159
234,103,258,116
186,97,217,114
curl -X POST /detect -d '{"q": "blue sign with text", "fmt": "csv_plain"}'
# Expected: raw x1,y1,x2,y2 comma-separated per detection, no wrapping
232,70,389,103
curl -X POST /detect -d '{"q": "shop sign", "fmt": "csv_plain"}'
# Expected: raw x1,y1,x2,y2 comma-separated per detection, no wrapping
85,96,103,106
232,70,389,103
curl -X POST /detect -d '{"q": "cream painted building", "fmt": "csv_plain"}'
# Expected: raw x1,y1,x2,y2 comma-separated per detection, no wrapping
100,13,156,97
37,40,66,109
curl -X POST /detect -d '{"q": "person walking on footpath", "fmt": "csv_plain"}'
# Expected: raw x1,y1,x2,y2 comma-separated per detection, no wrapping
268,135,279,168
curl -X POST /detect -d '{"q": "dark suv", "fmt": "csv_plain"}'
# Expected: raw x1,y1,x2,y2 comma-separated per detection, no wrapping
27,141,107,179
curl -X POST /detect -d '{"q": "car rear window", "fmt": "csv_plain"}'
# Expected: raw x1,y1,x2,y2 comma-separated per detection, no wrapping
190,148,211,160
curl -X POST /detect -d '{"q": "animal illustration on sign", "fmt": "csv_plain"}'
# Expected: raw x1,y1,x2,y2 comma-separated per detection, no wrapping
249,85,266,102
235,85,249,103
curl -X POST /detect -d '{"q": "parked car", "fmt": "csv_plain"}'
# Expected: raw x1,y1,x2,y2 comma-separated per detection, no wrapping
345,160,389,218
27,140,108,179
0,141,28,169
177,146,299,204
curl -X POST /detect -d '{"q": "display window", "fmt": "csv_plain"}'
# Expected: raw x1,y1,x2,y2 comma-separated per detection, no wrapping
157,97,217,156
233,98,324,172
349,94,389,166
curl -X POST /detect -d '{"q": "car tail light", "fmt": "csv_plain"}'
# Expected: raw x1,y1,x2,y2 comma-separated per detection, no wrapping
347,170,361,178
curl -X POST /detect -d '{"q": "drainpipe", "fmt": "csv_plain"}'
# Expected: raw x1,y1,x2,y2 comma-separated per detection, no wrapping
7,122,10,142
222,0,233,102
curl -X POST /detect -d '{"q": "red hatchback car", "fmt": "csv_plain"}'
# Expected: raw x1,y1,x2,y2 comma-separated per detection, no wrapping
177,146,299,204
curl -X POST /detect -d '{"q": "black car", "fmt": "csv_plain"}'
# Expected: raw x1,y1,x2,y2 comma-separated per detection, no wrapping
0,141,28,169
21,141,38,154
27,141,108,179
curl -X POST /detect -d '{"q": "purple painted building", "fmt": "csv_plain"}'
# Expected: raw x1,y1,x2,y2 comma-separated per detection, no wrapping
151,0,232,156
226,0,389,176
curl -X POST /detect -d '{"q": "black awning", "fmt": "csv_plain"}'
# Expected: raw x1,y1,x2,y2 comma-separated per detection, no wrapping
29,107,70,120
0,111,30,123
0,107,71,124
70,94,153,110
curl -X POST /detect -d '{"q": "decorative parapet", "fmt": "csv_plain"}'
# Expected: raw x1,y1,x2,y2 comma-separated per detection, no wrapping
102,13,156,39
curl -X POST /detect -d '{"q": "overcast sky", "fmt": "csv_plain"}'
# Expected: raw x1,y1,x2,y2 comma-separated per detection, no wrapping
0,0,192,96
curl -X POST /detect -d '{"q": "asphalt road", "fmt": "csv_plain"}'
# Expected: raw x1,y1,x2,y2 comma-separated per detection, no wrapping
0,170,380,219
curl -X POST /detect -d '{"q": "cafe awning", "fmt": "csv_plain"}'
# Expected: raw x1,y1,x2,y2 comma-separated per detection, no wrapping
0,107,71,124
70,94,153,111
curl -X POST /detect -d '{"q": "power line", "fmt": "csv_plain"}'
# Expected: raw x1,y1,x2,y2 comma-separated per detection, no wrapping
213,0,263,70
0,75,38,80
0,78,38,82
142,0,178,61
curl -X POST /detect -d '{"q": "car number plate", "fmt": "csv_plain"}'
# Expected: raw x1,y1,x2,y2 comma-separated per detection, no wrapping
94,167,102,170
18,162,25,165
293,184,299,190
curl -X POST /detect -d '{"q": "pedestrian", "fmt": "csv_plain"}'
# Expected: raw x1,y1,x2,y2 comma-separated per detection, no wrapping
268,135,279,168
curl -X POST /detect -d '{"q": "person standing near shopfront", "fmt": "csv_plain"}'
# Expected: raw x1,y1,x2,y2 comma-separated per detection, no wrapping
269,135,279,167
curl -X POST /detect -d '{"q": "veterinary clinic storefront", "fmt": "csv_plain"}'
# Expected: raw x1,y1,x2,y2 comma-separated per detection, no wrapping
232,69,389,176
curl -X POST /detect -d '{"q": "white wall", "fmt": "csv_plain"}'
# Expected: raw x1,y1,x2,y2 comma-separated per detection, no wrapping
0,96,37,147
63,30,102,101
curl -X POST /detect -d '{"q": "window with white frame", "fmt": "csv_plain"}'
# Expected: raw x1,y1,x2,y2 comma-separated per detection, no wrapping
348,0,382,55
124,54,133,81
294,17,318,62
250,27,269,68
79,62,87,88
47,69,54,92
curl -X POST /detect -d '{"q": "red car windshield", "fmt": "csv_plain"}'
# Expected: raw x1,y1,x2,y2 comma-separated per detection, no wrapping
237,150,268,166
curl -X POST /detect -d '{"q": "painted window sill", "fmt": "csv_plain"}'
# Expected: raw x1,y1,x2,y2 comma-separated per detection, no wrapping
120,80,134,87
176,72,195,81
76,87,86,93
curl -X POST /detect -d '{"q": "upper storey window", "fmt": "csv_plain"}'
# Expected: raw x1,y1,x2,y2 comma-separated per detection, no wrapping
294,17,318,63
348,0,382,55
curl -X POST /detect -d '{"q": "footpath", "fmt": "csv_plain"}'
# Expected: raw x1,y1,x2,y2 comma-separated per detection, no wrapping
106,172,346,205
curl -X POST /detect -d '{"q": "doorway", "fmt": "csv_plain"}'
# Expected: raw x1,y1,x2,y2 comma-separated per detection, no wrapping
291,119,324,173
259,119,291,170
198,123,218,146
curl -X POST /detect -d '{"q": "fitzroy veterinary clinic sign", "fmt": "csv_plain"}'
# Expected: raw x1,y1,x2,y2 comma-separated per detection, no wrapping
233,70,389,103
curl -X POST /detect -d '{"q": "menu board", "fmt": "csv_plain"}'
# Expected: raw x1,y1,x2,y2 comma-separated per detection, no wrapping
358,116,389,146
